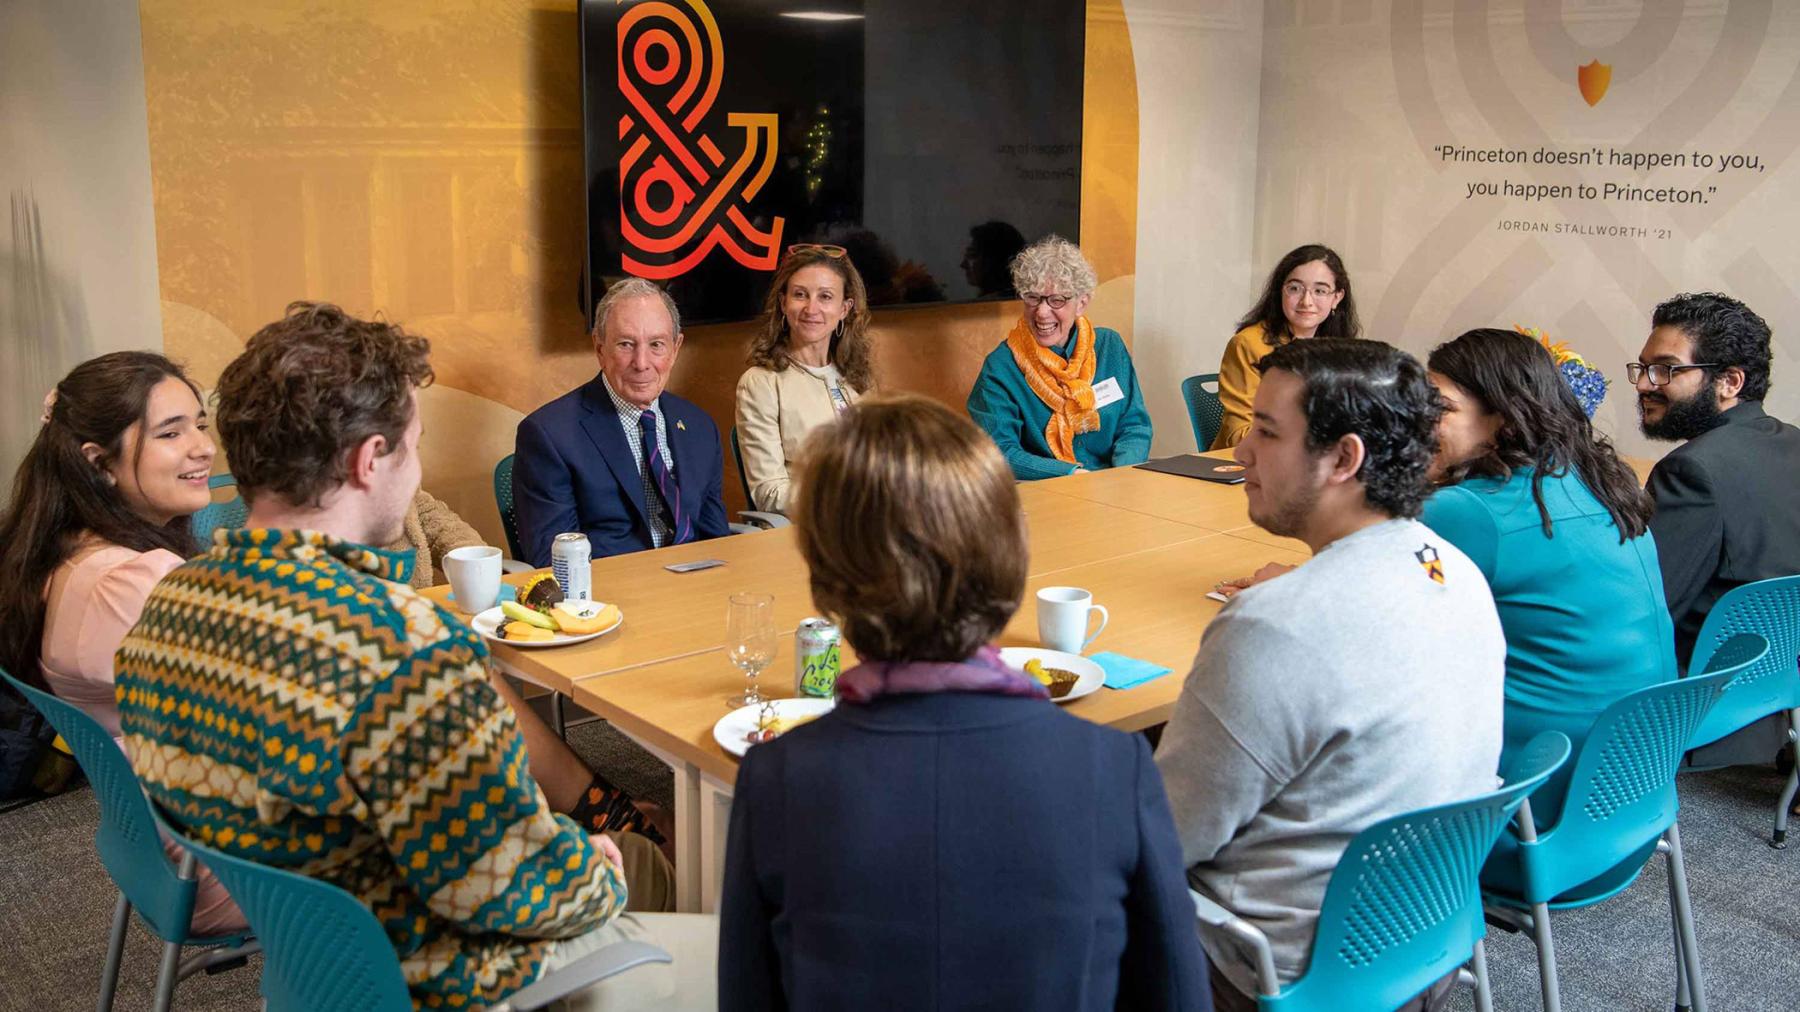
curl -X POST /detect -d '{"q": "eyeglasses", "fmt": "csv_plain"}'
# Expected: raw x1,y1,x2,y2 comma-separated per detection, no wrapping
1021,292,1075,310
1626,362,1719,386
785,243,847,260
1282,281,1338,301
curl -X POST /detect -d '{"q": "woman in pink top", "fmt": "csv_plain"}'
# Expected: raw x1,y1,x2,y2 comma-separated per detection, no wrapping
0,352,245,934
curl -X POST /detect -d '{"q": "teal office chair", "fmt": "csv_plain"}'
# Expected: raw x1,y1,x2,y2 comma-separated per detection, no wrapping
1192,731,1571,1012
727,427,788,530
150,802,670,1012
1481,635,1766,1012
189,474,248,547
1681,576,1800,847
494,453,525,561
1181,373,1225,451
0,668,257,1012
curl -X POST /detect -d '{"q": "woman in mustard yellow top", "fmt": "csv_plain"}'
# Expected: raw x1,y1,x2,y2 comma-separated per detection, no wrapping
1211,244,1362,449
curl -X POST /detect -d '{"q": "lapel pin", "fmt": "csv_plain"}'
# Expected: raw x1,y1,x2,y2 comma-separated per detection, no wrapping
676,420,687,431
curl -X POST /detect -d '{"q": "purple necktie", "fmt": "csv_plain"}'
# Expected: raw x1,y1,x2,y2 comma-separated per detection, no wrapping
639,410,691,545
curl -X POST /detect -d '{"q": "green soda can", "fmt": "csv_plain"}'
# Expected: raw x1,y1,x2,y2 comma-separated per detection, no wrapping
795,618,842,698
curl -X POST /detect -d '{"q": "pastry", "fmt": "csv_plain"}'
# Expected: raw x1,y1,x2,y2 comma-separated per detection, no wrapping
1024,658,1080,699
520,573,564,611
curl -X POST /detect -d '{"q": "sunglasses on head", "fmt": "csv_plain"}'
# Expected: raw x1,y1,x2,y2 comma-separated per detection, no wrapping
785,243,848,260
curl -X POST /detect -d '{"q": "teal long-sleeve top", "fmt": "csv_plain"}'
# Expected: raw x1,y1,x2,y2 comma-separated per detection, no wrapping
965,325,1154,480
1421,468,1676,825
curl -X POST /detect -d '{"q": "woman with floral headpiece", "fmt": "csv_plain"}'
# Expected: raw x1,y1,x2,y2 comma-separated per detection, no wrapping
1422,327,1672,830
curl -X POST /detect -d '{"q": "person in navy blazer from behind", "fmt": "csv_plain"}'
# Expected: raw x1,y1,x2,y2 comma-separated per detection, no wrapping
719,395,1210,1012
514,278,729,565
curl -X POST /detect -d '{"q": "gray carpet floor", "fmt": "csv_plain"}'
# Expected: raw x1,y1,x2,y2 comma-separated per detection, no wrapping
1,732,1794,1011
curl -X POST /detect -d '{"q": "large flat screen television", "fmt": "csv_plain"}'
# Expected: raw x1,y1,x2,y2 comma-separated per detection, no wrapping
580,0,1085,325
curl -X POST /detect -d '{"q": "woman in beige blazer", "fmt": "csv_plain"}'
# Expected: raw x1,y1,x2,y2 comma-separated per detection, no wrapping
735,244,875,513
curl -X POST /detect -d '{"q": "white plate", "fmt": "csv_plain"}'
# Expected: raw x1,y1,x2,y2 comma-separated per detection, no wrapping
469,604,623,649
714,697,836,758
998,647,1105,704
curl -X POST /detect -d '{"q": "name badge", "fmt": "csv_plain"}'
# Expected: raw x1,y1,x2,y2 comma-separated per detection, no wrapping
1091,376,1125,410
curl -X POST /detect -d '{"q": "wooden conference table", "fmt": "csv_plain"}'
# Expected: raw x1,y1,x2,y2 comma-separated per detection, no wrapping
422,456,1311,912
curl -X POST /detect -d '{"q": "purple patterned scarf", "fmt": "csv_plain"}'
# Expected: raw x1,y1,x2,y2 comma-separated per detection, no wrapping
835,645,1049,704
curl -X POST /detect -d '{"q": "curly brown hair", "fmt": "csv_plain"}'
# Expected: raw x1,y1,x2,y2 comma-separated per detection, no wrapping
214,302,433,508
747,247,874,392
793,393,1025,662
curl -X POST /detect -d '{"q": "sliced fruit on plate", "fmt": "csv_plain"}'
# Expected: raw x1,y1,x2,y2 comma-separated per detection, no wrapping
499,620,555,642
551,600,620,635
502,600,556,630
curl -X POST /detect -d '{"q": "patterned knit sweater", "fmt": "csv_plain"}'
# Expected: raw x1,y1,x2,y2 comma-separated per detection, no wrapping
115,529,624,1009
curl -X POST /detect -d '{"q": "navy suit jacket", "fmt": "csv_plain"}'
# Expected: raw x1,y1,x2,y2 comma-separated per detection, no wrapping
513,375,729,565
719,691,1211,1012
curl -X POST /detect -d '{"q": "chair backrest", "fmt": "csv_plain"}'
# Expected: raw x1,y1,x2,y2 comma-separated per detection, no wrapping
1266,732,1569,1011
0,667,200,942
1685,576,1800,749
146,804,415,1012
189,473,248,547
1525,641,1762,900
729,426,754,506
495,453,524,561
1180,373,1225,451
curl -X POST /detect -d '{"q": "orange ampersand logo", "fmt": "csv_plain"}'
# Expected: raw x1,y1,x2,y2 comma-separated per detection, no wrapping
617,0,784,280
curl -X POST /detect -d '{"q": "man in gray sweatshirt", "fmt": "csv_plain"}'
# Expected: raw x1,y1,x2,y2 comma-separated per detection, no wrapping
1156,339,1505,1011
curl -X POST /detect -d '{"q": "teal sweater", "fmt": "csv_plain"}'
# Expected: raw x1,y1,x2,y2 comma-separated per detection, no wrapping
966,326,1154,480
1421,468,1676,823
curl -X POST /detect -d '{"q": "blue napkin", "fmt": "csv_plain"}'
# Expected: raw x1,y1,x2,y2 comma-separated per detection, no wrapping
1091,651,1172,691
448,583,517,605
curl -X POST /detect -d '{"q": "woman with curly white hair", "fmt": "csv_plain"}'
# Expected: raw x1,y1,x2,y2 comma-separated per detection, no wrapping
965,235,1152,480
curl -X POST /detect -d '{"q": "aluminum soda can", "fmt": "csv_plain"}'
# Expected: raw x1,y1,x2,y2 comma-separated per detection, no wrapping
550,532,592,601
795,618,842,698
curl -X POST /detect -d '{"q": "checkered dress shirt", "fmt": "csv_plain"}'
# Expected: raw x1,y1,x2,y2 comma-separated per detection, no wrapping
600,374,675,547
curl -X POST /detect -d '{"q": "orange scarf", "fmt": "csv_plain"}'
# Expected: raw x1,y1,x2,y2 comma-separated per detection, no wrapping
1006,315,1099,464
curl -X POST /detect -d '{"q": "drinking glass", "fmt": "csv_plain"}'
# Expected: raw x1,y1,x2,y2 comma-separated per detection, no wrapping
726,592,777,708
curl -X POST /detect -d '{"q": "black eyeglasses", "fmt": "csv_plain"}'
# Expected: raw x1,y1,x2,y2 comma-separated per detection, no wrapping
1626,362,1719,386
1021,292,1075,310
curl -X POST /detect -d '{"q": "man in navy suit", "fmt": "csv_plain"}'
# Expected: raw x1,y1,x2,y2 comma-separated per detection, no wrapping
514,278,729,565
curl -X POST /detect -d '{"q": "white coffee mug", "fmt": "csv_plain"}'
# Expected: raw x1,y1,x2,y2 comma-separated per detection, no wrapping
1037,586,1109,654
443,545,503,614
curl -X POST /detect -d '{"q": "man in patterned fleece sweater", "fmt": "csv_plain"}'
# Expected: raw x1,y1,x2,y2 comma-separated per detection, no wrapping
116,302,714,1010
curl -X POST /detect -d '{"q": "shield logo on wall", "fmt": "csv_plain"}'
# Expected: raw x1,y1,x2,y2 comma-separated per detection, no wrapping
1578,60,1612,107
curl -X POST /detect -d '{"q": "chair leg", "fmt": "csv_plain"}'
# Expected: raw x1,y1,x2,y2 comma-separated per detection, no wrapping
552,691,566,740
1669,868,1691,1012
1470,938,1495,1012
151,938,181,1012
1530,903,1563,1012
97,892,130,1012
1773,709,1799,849
1665,824,1708,1012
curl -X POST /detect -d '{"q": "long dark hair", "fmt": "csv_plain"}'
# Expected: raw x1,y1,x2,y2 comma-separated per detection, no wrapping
1235,243,1362,344
1427,329,1651,541
0,352,201,688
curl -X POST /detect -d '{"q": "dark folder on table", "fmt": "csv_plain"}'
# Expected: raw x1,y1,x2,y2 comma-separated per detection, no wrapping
1134,455,1248,484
